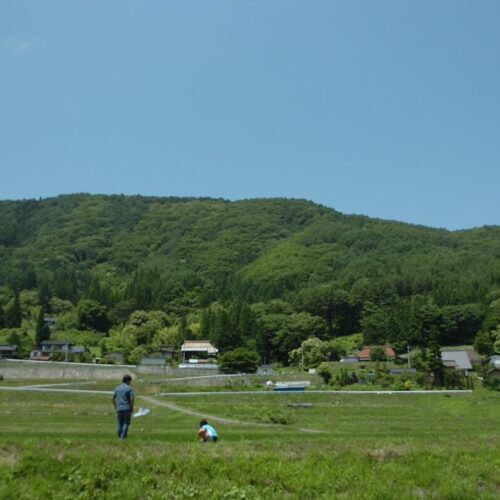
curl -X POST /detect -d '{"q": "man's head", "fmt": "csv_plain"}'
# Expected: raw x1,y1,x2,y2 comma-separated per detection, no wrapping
200,419,208,427
123,374,132,384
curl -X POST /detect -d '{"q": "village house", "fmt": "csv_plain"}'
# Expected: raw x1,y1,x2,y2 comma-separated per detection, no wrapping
180,340,218,364
0,344,18,359
30,340,86,361
357,345,396,362
441,351,473,376
159,345,175,360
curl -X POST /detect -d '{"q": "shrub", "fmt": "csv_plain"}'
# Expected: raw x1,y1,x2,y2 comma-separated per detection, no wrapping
219,348,260,374
258,409,292,425
370,347,387,362
317,362,332,384
335,368,358,387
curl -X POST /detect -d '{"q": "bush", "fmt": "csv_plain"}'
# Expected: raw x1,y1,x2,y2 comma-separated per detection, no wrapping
258,409,292,425
484,378,500,391
219,348,260,374
334,368,359,387
370,347,387,362
443,371,466,389
317,362,332,384
127,345,148,365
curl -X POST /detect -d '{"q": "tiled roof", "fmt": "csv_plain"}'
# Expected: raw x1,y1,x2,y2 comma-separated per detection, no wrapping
358,346,396,359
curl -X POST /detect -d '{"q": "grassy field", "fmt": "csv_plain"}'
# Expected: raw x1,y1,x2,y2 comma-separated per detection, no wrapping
0,380,499,499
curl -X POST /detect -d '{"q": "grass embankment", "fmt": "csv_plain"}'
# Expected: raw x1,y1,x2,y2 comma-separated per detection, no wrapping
0,382,498,499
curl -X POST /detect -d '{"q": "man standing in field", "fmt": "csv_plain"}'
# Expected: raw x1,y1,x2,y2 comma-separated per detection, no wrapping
112,374,134,440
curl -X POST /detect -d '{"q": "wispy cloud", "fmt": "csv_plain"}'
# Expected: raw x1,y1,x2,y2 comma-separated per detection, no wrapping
1,39,36,54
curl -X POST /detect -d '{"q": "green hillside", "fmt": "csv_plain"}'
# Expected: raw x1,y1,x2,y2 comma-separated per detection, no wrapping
1,194,499,364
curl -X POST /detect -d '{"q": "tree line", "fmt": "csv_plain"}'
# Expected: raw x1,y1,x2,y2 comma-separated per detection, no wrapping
0,194,499,363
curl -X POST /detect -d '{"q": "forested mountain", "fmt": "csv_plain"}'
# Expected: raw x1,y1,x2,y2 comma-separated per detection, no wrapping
1,194,499,363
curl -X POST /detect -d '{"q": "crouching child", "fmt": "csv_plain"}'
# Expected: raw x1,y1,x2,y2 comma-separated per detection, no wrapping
198,419,218,442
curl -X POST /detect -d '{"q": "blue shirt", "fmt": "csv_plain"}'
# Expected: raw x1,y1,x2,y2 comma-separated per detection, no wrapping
202,424,218,438
113,383,134,411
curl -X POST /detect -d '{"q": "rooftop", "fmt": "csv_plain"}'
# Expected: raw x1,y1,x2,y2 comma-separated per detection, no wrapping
358,346,396,359
0,344,18,350
441,351,473,371
181,340,218,354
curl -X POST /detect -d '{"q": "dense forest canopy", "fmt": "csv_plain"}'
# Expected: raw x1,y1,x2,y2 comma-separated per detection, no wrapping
1,194,499,363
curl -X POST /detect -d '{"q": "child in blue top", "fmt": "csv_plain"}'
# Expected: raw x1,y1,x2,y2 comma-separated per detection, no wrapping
198,419,218,442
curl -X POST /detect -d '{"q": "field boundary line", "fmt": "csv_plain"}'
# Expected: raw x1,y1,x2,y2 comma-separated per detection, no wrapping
151,374,265,383
0,386,112,395
157,389,473,396
19,381,98,389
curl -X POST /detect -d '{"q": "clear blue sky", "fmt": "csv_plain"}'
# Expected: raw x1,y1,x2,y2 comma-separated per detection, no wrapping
1,1,499,230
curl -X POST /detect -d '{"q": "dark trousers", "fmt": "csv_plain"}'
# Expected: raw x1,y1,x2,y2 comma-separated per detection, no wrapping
117,410,131,439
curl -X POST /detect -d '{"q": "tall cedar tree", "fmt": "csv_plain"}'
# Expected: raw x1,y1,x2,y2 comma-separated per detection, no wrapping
35,308,51,346
178,315,192,341
427,327,444,387
38,282,52,314
199,309,213,338
210,308,241,352
5,293,22,328
474,331,494,357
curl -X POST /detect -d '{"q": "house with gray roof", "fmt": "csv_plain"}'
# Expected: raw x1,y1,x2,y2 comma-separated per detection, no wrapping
441,351,473,375
0,344,18,359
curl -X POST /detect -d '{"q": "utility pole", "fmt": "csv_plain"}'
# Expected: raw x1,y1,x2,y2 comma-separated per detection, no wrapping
407,345,411,369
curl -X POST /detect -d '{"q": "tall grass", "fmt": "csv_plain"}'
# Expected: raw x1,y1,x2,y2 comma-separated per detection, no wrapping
0,383,499,498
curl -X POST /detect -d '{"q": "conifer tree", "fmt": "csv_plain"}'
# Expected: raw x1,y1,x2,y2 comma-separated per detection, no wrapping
210,308,241,352
200,309,213,338
0,305,5,329
35,307,51,346
236,303,257,340
5,293,22,328
427,326,444,387
38,282,52,314
178,315,192,341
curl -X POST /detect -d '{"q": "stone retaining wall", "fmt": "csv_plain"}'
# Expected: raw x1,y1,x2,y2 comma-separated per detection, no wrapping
0,359,222,380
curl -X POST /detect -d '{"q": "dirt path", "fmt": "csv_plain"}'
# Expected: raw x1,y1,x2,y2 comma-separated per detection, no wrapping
140,395,324,433
140,395,249,425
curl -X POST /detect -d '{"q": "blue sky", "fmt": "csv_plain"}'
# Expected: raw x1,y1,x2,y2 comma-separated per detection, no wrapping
1,1,499,230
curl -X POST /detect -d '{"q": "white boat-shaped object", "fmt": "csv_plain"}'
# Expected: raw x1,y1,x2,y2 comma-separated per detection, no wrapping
273,381,310,392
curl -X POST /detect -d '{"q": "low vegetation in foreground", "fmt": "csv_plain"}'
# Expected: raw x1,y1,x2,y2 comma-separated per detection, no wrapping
0,380,499,499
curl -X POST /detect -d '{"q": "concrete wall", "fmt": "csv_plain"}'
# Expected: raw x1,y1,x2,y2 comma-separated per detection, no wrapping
0,359,224,380
0,359,138,380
